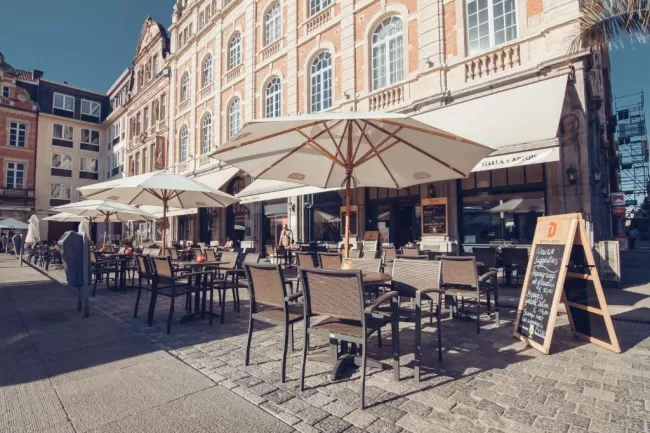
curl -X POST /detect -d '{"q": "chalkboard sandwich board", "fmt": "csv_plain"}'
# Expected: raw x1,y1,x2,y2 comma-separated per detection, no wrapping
513,213,620,354
421,198,448,236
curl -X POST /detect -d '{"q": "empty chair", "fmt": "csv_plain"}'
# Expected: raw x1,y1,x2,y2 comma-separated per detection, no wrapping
472,247,499,275
242,253,260,266
299,268,400,409
348,248,362,259
133,255,155,324
382,246,397,262
90,251,120,296
401,246,420,257
141,247,151,256
217,251,241,323
149,247,161,256
244,264,303,383
169,248,180,261
318,252,341,270
439,256,499,333
192,247,203,260
341,258,382,273
295,252,316,268
362,240,378,255
205,248,217,262
396,254,428,260
501,247,529,285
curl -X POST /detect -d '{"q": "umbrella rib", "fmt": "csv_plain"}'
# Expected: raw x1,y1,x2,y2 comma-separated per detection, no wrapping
210,120,324,155
323,120,350,187
296,129,347,167
367,121,467,178
382,119,493,150
257,141,311,178
130,189,147,206
354,120,400,189
351,120,370,164
355,126,403,166
200,191,228,208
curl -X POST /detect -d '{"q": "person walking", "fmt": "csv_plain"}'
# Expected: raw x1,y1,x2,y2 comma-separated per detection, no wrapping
627,224,639,249
278,224,293,267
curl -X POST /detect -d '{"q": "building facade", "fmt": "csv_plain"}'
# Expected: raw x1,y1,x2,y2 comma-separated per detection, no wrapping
0,53,40,224
35,80,109,241
156,0,616,251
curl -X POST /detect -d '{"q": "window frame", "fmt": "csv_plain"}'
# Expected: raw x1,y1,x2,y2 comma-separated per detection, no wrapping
202,54,213,87
80,157,99,173
228,32,242,70
201,113,212,155
179,125,189,162
9,121,27,148
53,123,74,141
81,128,100,145
465,0,519,55
50,183,71,200
309,0,332,17
264,2,282,46
228,97,241,138
265,77,282,118
53,92,75,112
180,72,190,102
6,161,25,189
310,51,333,113
81,99,101,118
2,86,9,98
51,153,73,170
371,16,405,91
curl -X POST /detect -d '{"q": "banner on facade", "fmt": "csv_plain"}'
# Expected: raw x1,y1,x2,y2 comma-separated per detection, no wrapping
610,193,625,207
472,147,560,172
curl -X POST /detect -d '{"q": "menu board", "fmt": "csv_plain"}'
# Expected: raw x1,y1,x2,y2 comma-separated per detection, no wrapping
421,198,448,236
516,244,565,346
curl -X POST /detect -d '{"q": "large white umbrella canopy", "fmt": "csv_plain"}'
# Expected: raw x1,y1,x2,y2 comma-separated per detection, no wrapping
51,200,157,245
210,112,494,256
77,171,239,253
0,218,29,230
25,214,41,243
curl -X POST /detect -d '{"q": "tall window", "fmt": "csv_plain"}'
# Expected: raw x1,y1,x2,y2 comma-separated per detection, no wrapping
264,2,282,45
81,129,99,145
466,0,517,54
9,122,27,147
143,107,149,129
50,184,71,200
201,113,212,154
152,55,159,75
53,93,74,111
53,124,73,141
2,86,9,98
160,94,167,119
371,16,404,91
52,154,73,170
81,99,101,117
180,72,190,101
310,0,331,16
228,32,242,69
202,54,213,87
6,162,25,189
80,157,98,173
265,77,281,118
310,52,332,113
228,98,241,138
179,125,189,162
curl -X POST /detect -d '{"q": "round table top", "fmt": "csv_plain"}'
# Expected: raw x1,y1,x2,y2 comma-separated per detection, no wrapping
173,260,229,267
361,272,391,284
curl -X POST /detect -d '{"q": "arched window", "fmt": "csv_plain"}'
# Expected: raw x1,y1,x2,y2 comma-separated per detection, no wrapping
201,113,212,154
179,125,189,162
309,0,331,16
228,32,242,70
371,16,404,91
265,77,281,118
310,51,332,113
228,98,241,138
264,2,282,45
202,54,213,87
180,72,190,101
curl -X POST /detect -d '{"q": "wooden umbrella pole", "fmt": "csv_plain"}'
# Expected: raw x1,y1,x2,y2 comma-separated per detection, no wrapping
103,214,109,246
345,174,351,259
162,199,167,255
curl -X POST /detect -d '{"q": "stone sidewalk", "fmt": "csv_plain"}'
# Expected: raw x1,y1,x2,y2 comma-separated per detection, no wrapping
6,254,650,433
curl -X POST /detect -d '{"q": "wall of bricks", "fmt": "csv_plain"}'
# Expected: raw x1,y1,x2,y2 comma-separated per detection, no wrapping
444,1,457,57
0,108,38,191
527,0,544,17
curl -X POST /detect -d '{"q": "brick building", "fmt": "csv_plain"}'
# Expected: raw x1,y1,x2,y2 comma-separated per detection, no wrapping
0,53,41,223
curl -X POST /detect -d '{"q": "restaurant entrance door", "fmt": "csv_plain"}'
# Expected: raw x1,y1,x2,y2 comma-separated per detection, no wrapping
396,204,419,248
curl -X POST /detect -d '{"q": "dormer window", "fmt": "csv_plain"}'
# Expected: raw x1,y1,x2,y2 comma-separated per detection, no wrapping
81,99,101,118
53,93,74,111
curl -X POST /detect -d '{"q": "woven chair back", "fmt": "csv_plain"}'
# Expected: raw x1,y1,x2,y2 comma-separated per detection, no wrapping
440,256,478,288
318,252,341,270
391,259,441,298
296,252,315,268
341,258,382,273
245,264,286,308
300,268,364,321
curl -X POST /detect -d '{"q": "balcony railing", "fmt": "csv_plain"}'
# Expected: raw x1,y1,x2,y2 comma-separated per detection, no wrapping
0,96,11,107
199,83,214,100
368,84,405,111
178,99,190,112
159,119,167,130
305,6,333,35
261,41,281,61
0,188,32,199
465,44,521,82
225,65,242,83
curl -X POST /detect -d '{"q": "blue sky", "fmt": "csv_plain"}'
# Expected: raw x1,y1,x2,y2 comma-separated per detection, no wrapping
1,0,649,116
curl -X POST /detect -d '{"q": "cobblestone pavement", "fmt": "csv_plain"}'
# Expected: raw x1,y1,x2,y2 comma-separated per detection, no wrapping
42,264,650,433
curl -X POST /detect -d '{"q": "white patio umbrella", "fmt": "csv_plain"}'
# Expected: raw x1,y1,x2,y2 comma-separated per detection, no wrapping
0,218,29,230
51,200,157,245
25,215,41,244
77,171,239,253
210,112,494,256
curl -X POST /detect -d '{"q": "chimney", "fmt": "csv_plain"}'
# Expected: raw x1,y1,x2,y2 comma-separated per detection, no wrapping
32,70,43,80
63,81,68,84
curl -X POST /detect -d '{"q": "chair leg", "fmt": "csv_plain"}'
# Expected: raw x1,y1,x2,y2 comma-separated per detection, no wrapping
245,318,254,366
377,328,382,348
429,299,434,325
299,327,309,392
476,291,481,334
281,324,289,383
437,295,443,362
220,285,227,324
415,295,422,382
134,280,142,318
167,296,175,334
92,274,98,297
290,323,295,351
148,292,157,326
494,285,500,326
360,342,367,410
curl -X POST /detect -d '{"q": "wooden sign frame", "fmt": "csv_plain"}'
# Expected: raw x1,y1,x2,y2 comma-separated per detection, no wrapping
421,197,448,237
513,213,620,354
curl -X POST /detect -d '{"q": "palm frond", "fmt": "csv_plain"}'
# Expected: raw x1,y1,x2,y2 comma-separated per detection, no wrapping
568,0,650,55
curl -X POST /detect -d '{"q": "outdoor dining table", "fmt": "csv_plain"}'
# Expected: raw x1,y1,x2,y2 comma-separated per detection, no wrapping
172,260,230,323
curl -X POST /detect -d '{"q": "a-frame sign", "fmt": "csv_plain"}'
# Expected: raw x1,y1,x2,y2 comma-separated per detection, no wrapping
513,213,620,354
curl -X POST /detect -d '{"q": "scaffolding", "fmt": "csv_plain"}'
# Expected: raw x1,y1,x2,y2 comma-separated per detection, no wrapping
615,92,648,214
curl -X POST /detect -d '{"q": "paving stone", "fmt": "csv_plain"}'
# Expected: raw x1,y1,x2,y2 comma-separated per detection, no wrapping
575,378,602,389
408,391,456,411
344,409,379,429
476,399,507,416
613,394,645,409
499,393,529,410
608,412,645,431
313,415,352,433
451,391,481,408
303,391,336,407
367,418,404,433
249,381,279,396
232,386,267,405
294,421,320,433
527,404,558,418
567,427,588,433
397,413,448,433
322,401,356,418
264,389,295,405
627,406,650,421
452,403,482,420
502,407,537,426
533,417,570,433
368,403,407,423
426,409,456,428
554,410,591,429
565,392,597,407
296,405,330,424
588,420,627,433
281,397,312,415
236,376,264,388
400,399,433,417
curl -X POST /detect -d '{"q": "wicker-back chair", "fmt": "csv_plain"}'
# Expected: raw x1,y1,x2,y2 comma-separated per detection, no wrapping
439,256,499,333
472,247,499,274
318,252,341,269
244,264,303,383
192,247,203,259
141,247,151,256
341,258,382,273
204,248,217,262
500,247,529,284
348,248,362,259
396,254,428,260
133,255,156,324
401,246,420,257
217,251,242,322
362,240,377,255
150,255,213,333
89,250,120,296
383,246,397,261
298,268,400,409
149,247,161,256
390,259,444,380
242,253,260,265
296,252,316,268
169,248,180,261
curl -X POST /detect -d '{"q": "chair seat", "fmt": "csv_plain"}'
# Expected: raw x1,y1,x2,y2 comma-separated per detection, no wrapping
255,304,304,323
443,286,489,297
312,316,386,338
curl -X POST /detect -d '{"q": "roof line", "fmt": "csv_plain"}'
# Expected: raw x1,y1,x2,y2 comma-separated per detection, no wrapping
40,79,107,97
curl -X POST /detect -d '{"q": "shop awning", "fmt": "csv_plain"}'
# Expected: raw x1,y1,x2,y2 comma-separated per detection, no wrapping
237,179,341,204
414,75,568,172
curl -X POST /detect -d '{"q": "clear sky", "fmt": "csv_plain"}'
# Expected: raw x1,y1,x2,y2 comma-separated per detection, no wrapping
1,0,648,118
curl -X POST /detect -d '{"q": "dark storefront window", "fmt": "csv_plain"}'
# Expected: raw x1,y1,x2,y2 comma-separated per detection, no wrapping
313,206,341,242
227,177,247,243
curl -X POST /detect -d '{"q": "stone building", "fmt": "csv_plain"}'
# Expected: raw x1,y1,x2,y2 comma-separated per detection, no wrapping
0,53,40,224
